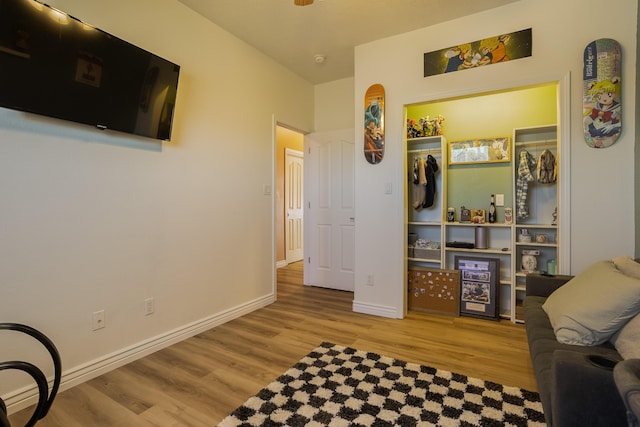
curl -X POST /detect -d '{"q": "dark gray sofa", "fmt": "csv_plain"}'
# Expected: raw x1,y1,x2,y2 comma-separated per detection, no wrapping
524,273,628,427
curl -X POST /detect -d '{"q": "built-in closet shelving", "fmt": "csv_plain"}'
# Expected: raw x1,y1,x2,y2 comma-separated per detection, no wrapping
406,136,445,267
442,222,513,319
405,125,560,323
511,125,559,323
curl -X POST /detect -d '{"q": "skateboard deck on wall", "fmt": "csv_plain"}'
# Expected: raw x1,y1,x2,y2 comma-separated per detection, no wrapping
583,38,622,148
364,84,385,164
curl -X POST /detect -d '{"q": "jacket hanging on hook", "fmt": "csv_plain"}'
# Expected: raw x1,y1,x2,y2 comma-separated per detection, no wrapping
413,154,439,209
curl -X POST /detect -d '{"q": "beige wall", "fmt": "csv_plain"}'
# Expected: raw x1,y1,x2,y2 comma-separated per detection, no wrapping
0,0,314,408
314,78,355,132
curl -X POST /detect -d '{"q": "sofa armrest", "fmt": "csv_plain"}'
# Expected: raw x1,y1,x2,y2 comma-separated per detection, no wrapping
551,350,627,427
614,358,640,427
526,273,574,298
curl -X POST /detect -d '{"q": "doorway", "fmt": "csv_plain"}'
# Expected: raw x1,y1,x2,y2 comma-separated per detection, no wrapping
275,125,305,268
275,125,356,292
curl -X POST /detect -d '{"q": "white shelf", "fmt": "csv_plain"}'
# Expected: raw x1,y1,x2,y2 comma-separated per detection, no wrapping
407,257,441,263
515,242,558,248
445,222,511,228
515,139,557,147
407,136,443,143
444,247,511,255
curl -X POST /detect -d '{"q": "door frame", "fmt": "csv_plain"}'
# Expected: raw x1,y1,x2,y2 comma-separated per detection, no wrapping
272,119,308,300
398,73,571,318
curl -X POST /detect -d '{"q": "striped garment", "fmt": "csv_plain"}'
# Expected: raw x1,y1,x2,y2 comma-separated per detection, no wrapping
516,150,537,219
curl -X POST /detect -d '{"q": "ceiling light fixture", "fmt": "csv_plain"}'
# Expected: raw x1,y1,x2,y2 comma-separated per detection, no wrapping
294,0,314,6
314,54,326,64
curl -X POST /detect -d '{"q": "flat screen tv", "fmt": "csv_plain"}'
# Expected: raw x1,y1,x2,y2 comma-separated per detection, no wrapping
0,0,180,141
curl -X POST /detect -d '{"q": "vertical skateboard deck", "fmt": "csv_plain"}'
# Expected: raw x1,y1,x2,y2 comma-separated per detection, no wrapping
364,84,385,164
583,38,622,148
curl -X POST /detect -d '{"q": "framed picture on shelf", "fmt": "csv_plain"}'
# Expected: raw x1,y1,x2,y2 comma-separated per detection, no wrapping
449,137,510,164
455,256,500,320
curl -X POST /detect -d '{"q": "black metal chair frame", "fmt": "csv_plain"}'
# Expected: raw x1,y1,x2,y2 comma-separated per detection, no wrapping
0,324,61,427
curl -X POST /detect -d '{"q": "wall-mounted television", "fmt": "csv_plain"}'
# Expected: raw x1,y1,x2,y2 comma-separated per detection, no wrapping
0,0,180,141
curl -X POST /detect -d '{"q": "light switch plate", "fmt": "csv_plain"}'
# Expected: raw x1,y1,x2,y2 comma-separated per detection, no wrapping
496,194,505,206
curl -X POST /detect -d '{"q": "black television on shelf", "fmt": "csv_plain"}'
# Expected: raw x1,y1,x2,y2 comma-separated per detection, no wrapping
0,0,180,141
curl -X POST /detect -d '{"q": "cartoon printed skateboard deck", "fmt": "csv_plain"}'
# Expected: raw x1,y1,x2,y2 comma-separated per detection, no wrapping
364,84,385,164
583,38,622,148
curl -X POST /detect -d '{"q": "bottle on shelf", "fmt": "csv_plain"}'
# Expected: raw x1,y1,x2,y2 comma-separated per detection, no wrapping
488,194,496,223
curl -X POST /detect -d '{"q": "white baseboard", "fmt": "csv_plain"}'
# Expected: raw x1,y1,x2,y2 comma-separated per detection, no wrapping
276,260,288,269
352,300,401,319
6,293,276,414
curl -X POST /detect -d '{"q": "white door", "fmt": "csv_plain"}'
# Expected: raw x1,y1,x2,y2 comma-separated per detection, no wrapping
304,129,355,291
285,149,304,263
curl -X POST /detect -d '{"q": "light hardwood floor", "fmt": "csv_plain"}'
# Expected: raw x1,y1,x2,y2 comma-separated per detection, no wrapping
10,262,536,426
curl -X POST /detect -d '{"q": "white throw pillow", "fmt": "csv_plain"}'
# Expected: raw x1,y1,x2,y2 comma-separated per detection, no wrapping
610,314,640,359
613,256,640,280
542,260,640,346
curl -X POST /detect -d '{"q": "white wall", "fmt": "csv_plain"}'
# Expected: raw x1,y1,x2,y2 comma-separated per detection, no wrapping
0,0,314,408
314,77,355,132
352,0,637,318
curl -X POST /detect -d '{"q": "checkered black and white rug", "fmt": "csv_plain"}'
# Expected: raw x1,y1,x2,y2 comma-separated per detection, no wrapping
218,342,545,427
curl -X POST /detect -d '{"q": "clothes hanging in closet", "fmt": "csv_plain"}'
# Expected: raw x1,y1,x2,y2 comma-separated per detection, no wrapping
412,157,426,208
412,154,439,209
537,149,557,184
516,150,536,219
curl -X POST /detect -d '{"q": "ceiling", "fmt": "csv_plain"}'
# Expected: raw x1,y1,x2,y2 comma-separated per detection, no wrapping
177,0,520,84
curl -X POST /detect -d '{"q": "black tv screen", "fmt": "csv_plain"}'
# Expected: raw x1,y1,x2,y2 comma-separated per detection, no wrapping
0,0,180,141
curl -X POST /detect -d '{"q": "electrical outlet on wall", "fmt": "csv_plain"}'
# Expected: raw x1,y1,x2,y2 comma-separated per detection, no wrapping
92,310,105,330
144,297,155,316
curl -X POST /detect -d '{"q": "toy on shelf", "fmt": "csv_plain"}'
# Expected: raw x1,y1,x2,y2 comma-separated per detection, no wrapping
406,115,444,139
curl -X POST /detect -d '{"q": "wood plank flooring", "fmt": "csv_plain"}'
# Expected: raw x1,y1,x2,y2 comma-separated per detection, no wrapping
9,262,536,426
